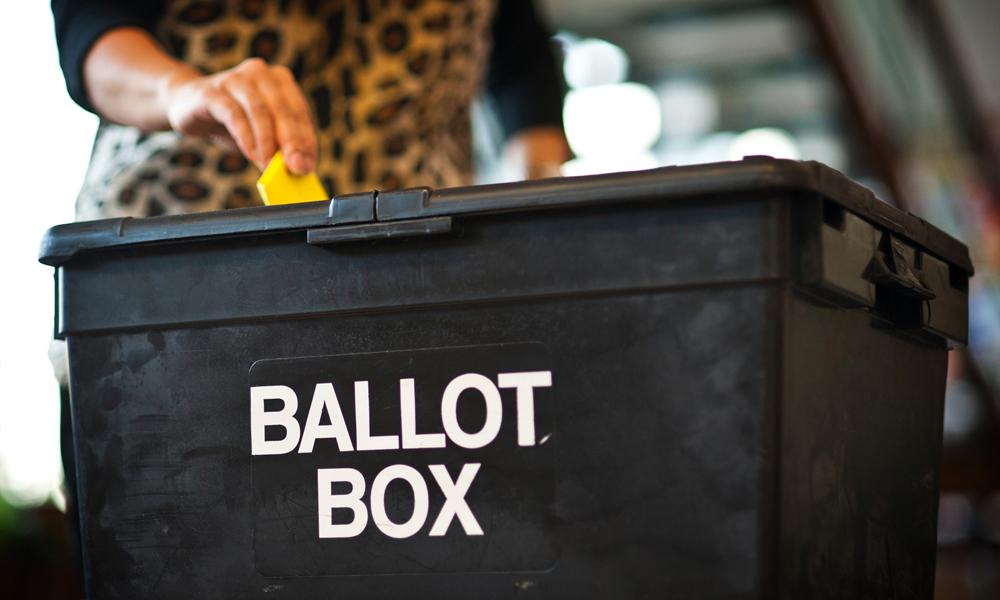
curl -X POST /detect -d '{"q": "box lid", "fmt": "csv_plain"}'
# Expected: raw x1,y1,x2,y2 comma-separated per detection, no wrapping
38,158,973,274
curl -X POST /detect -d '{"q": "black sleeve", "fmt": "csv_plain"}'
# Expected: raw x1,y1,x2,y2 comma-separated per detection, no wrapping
51,0,163,112
485,0,565,140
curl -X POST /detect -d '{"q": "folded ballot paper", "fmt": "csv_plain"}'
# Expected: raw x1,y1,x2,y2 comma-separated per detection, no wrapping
256,151,328,206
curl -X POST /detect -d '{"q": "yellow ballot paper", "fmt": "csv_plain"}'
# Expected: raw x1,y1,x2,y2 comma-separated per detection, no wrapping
256,151,328,205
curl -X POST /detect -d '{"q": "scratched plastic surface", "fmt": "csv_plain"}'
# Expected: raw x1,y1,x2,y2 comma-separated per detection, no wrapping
49,161,968,599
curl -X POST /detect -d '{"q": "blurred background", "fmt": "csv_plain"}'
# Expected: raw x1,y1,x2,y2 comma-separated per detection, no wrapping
1,0,998,598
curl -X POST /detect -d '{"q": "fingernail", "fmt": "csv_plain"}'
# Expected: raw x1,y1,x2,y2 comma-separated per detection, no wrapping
288,151,312,174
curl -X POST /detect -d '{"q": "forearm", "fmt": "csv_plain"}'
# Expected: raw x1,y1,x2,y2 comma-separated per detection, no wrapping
83,27,199,131
82,26,317,172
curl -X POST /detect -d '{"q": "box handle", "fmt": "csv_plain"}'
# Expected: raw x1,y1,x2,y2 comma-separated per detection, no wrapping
306,217,453,245
863,231,935,300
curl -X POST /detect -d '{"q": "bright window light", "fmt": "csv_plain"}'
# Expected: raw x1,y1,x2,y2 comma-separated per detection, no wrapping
563,38,630,90
0,5,98,506
727,127,801,161
563,82,663,159
561,152,659,177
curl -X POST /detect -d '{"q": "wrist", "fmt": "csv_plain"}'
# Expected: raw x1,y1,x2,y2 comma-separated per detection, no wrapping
155,66,201,130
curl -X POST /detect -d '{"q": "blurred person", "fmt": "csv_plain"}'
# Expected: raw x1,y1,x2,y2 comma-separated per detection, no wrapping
51,0,570,220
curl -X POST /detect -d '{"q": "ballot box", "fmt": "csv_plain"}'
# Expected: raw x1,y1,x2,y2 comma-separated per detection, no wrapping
40,158,971,599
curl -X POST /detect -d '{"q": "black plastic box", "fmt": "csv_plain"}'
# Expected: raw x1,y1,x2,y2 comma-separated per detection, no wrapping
41,159,971,599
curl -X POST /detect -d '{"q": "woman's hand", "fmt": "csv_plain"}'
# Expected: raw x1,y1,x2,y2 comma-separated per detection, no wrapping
84,29,317,174
161,58,317,174
503,126,571,180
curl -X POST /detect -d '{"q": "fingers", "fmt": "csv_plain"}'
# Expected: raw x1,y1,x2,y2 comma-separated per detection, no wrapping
265,65,318,174
221,61,276,169
166,58,318,173
204,90,255,163
214,59,316,173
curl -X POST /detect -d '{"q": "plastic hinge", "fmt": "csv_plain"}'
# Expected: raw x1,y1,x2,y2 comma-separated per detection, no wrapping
328,192,375,225
376,187,431,221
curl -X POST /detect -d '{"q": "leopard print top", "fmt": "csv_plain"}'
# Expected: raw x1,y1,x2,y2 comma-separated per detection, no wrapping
75,0,495,220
